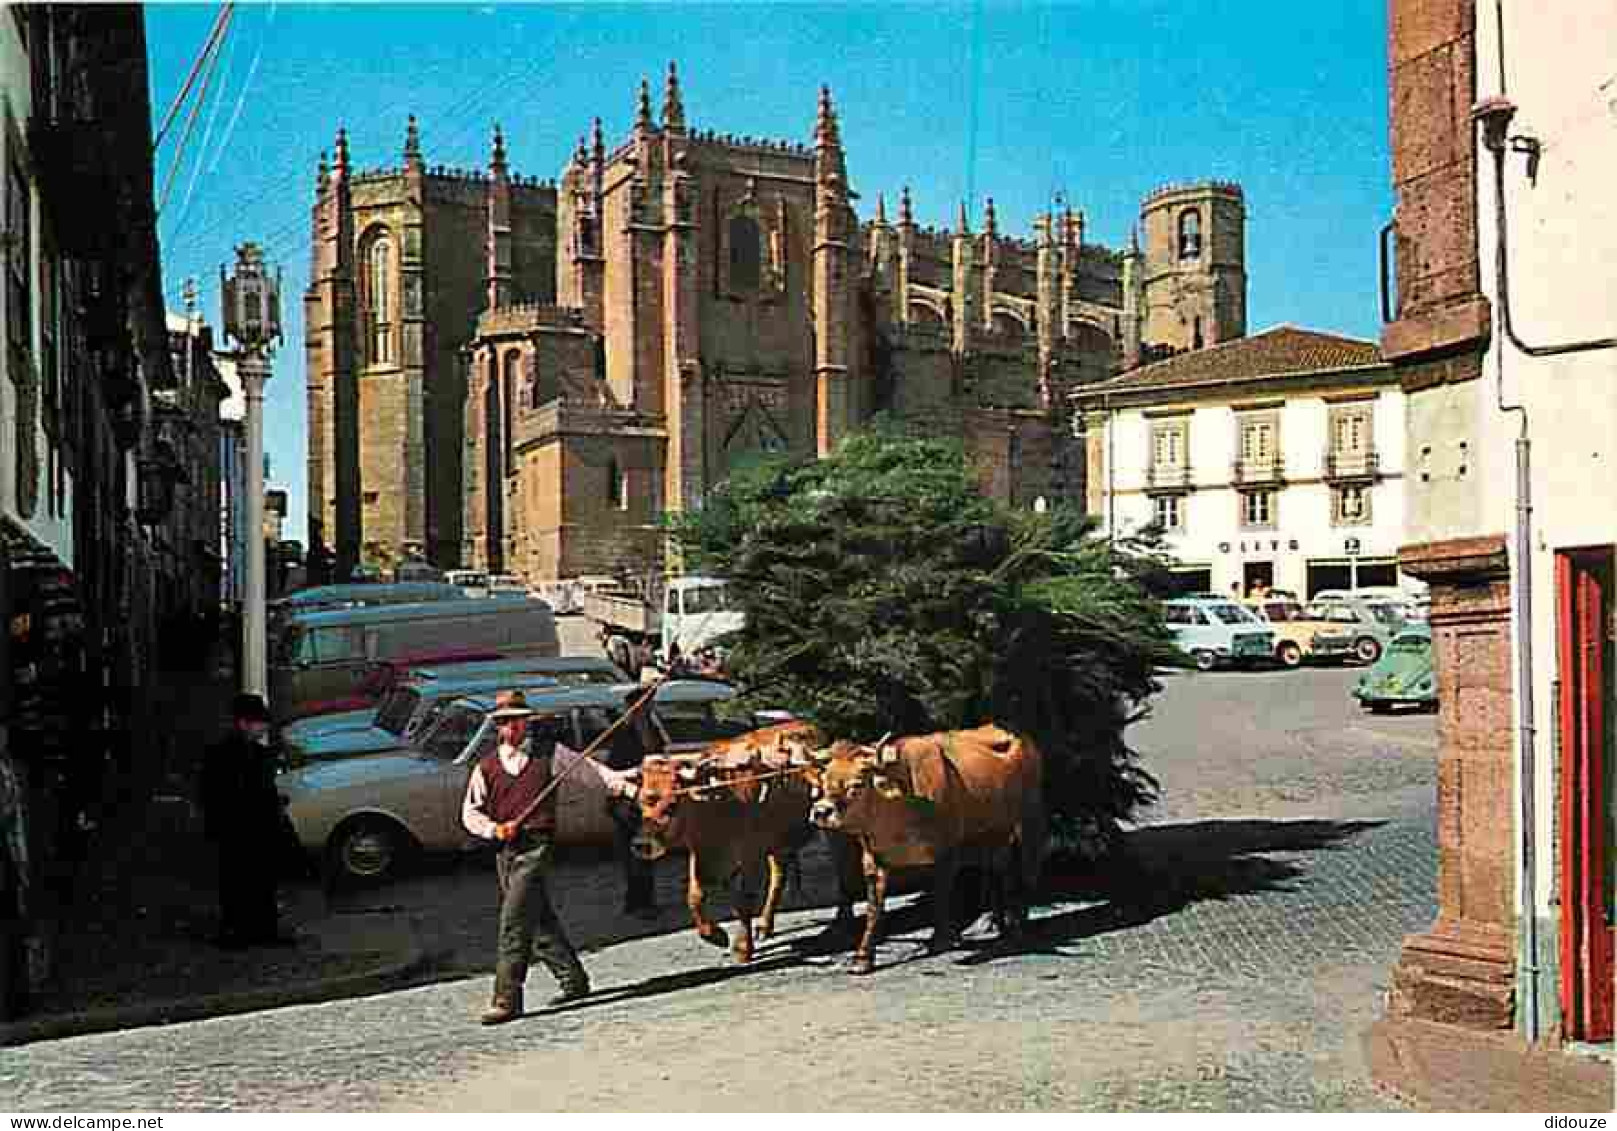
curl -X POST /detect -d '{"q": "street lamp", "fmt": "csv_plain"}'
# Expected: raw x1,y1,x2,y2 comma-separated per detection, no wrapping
220,242,282,700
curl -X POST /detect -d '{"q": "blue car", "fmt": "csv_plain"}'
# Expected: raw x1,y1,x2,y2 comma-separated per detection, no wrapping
1163,598,1277,671
1353,625,1437,712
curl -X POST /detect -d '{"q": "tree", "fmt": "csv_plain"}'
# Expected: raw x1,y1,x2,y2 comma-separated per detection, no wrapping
668,426,1179,857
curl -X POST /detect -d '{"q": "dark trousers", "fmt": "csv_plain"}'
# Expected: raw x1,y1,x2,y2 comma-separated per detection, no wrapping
495,837,585,991
217,839,279,943
610,800,656,911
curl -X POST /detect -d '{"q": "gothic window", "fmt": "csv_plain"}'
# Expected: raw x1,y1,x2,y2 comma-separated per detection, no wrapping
360,227,394,365
1178,209,1202,260
728,214,762,293
607,456,628,510
503,350,520,474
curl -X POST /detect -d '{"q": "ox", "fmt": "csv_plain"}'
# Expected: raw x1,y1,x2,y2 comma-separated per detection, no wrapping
804,725,1046,974
629,722,857,963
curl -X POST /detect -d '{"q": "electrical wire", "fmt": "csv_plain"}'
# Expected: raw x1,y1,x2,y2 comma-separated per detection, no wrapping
153,3,231,150
157,3,235,217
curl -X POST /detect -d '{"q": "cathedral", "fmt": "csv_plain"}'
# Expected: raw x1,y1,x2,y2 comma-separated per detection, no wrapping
304,65,1246,581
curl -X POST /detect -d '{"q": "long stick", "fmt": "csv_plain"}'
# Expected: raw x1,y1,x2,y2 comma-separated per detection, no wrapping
506,677,666,830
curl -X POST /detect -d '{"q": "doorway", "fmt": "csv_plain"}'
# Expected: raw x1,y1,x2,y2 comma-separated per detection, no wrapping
1556,546,1613,1044
1242,561,1274,597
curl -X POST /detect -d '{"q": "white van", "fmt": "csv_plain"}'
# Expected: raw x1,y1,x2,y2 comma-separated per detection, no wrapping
271,597,558,722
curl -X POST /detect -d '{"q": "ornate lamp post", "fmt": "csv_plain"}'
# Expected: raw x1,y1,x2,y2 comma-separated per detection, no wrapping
220,243,282,699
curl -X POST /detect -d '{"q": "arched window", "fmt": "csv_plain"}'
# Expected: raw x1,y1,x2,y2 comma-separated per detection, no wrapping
503,351,520,474
1177,209,1202,260
728,215,762,293
607,456,628,510
361,228,395,364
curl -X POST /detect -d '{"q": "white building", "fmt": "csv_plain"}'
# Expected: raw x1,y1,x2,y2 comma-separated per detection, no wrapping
1073,325,1404,600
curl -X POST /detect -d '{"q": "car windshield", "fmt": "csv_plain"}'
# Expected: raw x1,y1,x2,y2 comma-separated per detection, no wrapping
544,668,622,686
419,708,483,761
681,585,729,615
1367,603,1405,626
373,687,421,736
1261,602,1302,622
1209,603,1256,625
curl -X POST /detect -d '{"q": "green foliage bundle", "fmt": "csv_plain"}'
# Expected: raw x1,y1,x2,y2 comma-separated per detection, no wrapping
669,427,1180,854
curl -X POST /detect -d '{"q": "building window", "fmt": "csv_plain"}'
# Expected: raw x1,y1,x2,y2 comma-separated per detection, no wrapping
1151,422,1186,469
360,228,394,365
1240,416,1276,463
6,161,30,354
1241,489,1276,529
1178,209,1202,259
1333,483,1372,525
1152,493,1184,531
1331,407,1370,455
728,214,762,293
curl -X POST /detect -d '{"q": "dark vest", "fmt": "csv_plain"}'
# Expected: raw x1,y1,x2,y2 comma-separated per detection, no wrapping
478,740,557,834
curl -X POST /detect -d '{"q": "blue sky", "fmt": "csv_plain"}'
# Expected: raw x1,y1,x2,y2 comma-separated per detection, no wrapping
146,1,1391,546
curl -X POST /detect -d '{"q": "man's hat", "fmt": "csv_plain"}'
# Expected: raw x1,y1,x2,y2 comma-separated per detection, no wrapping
490,689,535,720
230,693,272,724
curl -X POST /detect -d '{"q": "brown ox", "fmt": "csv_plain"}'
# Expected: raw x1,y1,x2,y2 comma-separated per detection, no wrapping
629,722,857,963
805,725,1046,974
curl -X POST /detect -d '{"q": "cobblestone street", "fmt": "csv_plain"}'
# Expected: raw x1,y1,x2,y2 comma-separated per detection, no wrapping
3,661,1439,1111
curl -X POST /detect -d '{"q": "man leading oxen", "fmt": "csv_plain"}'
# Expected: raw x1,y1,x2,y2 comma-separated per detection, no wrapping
627,721,858,964
800,724,1046,975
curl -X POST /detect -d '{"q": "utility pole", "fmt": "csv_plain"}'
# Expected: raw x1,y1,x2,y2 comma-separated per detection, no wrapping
220,243,282,700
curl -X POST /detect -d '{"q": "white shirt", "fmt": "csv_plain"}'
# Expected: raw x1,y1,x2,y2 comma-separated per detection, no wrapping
460,742,534,840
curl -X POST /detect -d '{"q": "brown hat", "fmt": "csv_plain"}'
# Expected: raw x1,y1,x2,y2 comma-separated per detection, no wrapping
490,689,535,720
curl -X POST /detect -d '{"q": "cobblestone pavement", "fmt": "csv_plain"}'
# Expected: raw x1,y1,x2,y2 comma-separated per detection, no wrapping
4,662,1439,1111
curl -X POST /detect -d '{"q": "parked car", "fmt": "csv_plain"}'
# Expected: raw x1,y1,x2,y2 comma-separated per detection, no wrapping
1353,625,1437,712
279,680,755,882
281,670,563,768
1162,598,1276,671
290,647,508,721
268,582,465,650
280,654,632,765
271,597,559,722
1294,597,1406,665
487,574,530,600
444,570,490,599
1245,596,1316,668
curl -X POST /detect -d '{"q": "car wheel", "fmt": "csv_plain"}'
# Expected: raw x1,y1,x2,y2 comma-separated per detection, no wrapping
1354,637,1383,665
328,818,409,885
1193,650,1218,672
1276,642,1303,668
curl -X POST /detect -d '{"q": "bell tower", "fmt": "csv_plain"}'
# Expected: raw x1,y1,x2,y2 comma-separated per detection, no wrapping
1138,181,1246,354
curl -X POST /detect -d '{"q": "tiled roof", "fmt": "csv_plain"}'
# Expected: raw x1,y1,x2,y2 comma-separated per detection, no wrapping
1074,325,1384,399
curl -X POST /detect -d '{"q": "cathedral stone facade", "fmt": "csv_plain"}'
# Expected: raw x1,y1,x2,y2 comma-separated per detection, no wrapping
304,66,1246,581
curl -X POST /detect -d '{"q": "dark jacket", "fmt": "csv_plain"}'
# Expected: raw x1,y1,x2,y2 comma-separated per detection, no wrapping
200,729,284,846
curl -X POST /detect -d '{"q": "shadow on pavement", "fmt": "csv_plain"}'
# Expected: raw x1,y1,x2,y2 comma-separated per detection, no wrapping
947,816,1385,967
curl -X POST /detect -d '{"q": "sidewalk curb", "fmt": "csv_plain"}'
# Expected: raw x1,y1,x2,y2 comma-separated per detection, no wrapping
0,944,434,1049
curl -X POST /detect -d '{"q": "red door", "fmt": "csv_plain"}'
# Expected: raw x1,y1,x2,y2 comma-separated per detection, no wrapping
1557,548,1614,1043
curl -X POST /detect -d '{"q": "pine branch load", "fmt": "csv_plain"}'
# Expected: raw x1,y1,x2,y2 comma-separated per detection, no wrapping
669,428,1178,858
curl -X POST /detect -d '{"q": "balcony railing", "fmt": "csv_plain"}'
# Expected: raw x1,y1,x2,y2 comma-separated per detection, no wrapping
1231,457,1285,485
1146,464,1194,492
1324,449,1380,480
